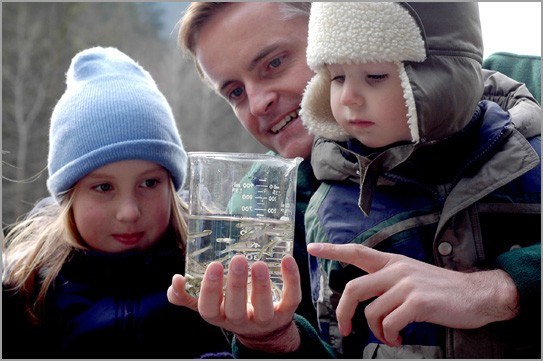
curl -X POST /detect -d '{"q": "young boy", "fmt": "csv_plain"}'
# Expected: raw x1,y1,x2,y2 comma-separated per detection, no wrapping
301,2,540,358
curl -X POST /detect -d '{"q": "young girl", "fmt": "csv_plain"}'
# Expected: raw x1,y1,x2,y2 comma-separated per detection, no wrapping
2,46,231,358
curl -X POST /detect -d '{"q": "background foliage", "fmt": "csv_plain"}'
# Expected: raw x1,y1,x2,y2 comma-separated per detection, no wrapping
2,2,266,227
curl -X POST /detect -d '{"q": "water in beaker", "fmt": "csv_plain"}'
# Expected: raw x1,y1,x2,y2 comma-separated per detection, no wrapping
184,152,302,302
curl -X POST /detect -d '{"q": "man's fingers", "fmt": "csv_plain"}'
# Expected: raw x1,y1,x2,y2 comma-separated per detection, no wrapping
279,255,302,313
167,274,199,311
223,255,249,323
307,243,395,273
250,261,274,324
198,261,226,322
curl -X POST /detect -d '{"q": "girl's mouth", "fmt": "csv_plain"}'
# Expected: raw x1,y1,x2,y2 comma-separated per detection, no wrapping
113,232,143,245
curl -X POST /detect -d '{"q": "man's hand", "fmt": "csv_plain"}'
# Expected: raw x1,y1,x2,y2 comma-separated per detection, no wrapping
307,243,519,347
167,254,303,353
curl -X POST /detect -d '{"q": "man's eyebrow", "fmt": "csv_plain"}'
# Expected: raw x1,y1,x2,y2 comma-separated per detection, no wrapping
248,44,280,72
217,43,281,94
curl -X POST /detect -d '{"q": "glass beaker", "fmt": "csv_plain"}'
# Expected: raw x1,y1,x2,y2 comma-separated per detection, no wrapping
185,152,302,302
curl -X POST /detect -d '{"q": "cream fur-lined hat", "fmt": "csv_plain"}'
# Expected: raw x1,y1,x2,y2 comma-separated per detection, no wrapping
301,2,427,143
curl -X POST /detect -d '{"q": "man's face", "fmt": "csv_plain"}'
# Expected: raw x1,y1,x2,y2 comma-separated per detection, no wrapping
195,3,314,159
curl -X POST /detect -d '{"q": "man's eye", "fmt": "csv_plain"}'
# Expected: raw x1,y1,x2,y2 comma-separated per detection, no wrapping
94,183,112,192
229,86,244,99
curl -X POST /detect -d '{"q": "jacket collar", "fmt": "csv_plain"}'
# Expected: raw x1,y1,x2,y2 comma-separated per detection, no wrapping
311,101,535,216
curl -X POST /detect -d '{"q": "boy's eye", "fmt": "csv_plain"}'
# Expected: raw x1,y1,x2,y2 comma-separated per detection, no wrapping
367,73,388,81
94,183,112,192
331,75,345,83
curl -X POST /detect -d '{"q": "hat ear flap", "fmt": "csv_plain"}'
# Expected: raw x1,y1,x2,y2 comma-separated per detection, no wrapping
301,71,351,141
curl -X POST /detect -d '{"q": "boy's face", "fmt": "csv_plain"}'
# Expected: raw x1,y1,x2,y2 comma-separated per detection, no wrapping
328,62,412,148
194,3,315,159
71,160,171,253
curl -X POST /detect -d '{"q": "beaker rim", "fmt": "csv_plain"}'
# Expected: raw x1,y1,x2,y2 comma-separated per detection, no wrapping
187,151,303,163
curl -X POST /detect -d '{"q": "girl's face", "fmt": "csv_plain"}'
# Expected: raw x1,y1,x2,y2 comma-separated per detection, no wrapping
71,160,172,253
328,62,412,148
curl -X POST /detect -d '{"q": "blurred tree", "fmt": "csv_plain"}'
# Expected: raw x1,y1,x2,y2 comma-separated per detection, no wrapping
2,3,73,225
2,2,265,228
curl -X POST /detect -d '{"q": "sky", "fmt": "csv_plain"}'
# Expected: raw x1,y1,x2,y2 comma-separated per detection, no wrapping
478,2,541,58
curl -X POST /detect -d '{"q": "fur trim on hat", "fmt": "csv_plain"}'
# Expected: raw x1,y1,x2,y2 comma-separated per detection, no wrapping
301,71,351,142
301,2,426,142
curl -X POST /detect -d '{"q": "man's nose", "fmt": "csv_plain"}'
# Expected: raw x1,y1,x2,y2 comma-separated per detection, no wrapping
247,85,277,116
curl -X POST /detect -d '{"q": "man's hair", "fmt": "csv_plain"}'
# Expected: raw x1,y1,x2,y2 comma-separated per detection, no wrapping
178,2,311,78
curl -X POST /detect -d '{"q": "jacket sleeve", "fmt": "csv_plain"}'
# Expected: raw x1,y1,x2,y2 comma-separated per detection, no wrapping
495,243,541,319
483,52,541,103
481,69,541,138
231,314,338,358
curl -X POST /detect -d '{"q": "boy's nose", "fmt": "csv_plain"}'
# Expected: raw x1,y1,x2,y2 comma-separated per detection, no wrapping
341,81,364,107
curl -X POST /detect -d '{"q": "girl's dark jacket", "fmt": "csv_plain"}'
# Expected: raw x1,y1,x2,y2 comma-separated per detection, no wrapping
2,238,231,358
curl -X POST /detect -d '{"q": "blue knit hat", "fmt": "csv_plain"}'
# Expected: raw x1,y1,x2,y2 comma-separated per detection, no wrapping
47,46,187,201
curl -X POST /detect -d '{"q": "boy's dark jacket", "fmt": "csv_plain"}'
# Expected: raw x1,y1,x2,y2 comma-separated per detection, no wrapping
307,100,540,358
233,72,541,359
297,1,541,359
267,1,542,359
2,238,231,358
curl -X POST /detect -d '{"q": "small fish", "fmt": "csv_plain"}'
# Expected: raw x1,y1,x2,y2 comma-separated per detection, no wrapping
189,244,212,257
220,240,260,255
188,229,213,240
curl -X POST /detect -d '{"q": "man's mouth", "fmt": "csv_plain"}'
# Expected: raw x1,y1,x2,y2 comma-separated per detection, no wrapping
271,107,301,134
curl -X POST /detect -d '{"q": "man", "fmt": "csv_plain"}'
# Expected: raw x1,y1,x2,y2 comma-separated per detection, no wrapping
168,2,540,357
175,2,319,329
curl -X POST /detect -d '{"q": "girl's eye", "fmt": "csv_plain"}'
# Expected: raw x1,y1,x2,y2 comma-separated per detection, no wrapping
141,179,159,188
269,57,282,69
93,183,112,192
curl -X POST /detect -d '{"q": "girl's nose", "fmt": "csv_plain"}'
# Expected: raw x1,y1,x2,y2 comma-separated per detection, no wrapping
115,195,141,223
